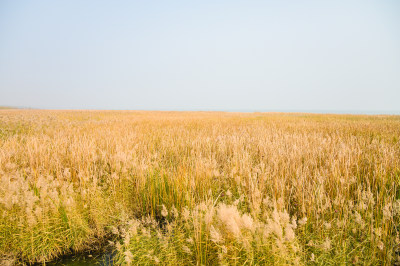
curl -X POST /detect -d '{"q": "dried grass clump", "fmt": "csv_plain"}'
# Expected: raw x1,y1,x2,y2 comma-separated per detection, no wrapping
115,201,300,265
0,110,399,264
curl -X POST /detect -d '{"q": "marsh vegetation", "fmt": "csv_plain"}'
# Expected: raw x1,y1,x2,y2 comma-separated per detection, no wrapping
0,110,399,265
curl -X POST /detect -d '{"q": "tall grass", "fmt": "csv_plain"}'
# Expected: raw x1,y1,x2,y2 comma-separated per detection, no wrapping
0,110,399,264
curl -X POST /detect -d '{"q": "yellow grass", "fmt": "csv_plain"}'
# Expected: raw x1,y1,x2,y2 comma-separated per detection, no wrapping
0,110,399,264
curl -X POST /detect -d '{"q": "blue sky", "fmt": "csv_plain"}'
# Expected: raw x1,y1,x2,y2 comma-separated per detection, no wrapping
0,0,399,113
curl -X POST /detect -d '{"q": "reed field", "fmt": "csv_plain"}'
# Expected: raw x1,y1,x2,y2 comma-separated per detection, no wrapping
0,110,399,265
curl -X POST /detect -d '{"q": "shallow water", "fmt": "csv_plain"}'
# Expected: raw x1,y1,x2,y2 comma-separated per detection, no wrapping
46,252,114,266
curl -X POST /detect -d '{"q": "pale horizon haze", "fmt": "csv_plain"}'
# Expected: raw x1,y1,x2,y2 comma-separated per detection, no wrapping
1,1,399,114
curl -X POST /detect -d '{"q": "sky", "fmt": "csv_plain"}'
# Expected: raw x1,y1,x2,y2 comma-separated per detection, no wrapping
0,0,399,113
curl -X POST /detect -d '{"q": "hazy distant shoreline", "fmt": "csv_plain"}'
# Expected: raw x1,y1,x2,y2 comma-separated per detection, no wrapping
1,106,399,115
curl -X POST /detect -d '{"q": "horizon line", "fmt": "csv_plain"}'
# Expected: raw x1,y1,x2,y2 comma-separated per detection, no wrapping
1,106,400,115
